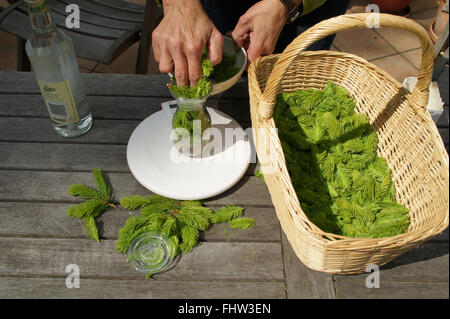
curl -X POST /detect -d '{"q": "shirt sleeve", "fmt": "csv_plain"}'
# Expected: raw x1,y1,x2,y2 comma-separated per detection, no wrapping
301,0,327,16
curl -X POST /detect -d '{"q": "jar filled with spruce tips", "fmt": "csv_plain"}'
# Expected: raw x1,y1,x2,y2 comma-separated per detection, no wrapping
169,88,212,158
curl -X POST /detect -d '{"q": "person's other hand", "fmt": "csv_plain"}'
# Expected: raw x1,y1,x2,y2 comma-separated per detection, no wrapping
231,0,288,62
152,0,223,86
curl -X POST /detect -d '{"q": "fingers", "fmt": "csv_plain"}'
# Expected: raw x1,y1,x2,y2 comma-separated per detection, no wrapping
207,29,224,66
186,51,203,87
231,15,251,48
158,45,174,74
152,29,161,62
172,50,189,86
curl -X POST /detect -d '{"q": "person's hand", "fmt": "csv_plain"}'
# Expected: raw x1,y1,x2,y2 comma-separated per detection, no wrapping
152,0,223,86
231,0,289,62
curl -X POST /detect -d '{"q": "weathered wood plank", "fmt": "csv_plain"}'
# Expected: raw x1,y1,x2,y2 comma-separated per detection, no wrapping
438,128,449,153
0,142,128,171
0,171,273,206
432,227,449,242
0,202,281,242
0,142,257,176
0,238,284,281
0,117,139,144
0,277,286,299
0,72,249,99
0,94,252,124
334,243,449,283
0,142,259,179
334,280,448,299
436,105,449,128
281,233,335,299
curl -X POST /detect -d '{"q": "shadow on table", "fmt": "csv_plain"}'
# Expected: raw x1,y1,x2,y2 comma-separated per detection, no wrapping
381,237,449,270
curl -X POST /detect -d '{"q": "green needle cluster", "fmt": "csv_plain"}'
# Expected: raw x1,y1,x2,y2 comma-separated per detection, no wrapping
168,49,240,99
272,82,410,238
117,195,255,257
67,169,117,242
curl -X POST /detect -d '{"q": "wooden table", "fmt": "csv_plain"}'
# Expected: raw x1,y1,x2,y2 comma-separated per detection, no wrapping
0,71,448,299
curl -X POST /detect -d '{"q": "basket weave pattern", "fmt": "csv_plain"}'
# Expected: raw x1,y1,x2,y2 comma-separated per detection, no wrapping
248,14,449,274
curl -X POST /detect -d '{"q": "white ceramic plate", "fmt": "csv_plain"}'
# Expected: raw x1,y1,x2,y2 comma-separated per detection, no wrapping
127,105,252,200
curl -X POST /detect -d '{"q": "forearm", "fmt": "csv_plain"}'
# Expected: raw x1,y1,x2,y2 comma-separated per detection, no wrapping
161,0,204,14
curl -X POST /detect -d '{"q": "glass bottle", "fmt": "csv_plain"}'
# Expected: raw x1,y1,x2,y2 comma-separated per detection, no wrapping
24,0,92,137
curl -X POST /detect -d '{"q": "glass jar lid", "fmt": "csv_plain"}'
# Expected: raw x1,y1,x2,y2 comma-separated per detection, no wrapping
127,232,174,275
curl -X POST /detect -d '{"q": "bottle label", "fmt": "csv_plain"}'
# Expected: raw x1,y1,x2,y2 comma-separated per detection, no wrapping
26,0,49,14
37,79,80,124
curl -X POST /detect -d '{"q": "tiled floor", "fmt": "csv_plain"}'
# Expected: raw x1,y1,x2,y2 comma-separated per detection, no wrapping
0,0,442,82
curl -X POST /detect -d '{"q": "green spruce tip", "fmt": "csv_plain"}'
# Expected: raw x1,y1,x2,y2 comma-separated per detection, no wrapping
274,81,410,238
67,169,116,242
179,223,199,254
120,195,152,210
68,184,102,200
83,217,100,242
210,205,244,224
255,169,265,182
176,206,212,231
67,199,108,219
229,217,255,230
92,169,112,199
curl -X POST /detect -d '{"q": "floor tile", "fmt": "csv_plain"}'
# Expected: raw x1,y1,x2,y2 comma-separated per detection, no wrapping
349,0,370,13
94,42,159,74
401,48,422,69
0,46,17,71
370,53,419,82
79,67,91,73
409,0,439,13
375,27,421,53
409,8,437,30
330,44,340,52
94,42,139,74
77,57,98,71
332,28,396,61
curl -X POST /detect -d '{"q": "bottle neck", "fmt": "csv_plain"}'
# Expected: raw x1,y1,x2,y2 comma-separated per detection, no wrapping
26,0,56,35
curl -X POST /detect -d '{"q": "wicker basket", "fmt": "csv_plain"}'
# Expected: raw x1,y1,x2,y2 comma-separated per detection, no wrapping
248,13,449,274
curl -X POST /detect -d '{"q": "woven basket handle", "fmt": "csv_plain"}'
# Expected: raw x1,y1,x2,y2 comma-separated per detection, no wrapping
258,13,434,119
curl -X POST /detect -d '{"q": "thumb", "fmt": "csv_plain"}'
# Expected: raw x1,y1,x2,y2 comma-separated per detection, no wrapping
207,28,224,66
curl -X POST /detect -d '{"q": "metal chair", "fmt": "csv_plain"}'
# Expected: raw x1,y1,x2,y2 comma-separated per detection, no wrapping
0,0,162,74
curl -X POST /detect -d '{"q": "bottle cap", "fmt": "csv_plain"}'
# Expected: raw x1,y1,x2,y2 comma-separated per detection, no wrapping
25,0,49,14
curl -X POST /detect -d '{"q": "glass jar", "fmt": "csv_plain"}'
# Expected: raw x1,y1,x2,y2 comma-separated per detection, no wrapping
170,91,212,158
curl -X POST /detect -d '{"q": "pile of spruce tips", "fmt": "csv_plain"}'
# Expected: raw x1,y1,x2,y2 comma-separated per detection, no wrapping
67,170,255,277
273,82,410,238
